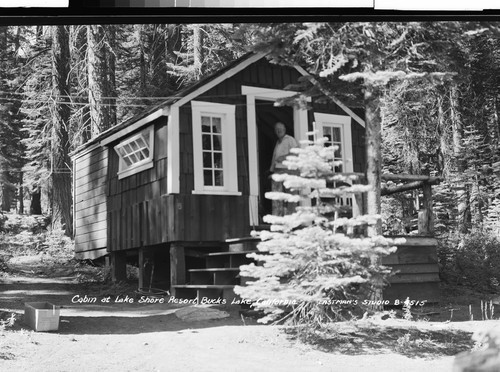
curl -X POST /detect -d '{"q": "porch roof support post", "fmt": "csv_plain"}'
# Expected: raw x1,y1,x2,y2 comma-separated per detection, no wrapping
245,94,259,227
364,84,382,236
167,106,180,194
418,182,434,235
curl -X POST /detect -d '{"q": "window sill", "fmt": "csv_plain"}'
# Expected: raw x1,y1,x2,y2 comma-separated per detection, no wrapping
192,190,242,196
117,160,154,180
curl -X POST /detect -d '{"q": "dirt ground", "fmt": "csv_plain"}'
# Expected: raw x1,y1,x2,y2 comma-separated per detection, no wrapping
0,254,490,372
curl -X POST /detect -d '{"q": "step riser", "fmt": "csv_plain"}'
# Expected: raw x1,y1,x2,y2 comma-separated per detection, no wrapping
205,256,253,269
227,241,259,252
174,287,240,303
190,271,240,286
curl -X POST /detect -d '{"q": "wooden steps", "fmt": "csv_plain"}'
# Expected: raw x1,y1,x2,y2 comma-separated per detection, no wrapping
172,237,259,301
171,235,441,304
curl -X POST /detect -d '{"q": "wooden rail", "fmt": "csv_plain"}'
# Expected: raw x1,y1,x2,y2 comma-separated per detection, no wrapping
381,174,440,236
344,173,441,236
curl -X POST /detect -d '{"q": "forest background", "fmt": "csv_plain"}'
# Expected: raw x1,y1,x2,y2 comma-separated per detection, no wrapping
1,22,500,292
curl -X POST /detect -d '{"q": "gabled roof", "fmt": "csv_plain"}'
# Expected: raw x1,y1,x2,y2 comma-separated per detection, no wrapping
72,51,365,157
71,52,267,156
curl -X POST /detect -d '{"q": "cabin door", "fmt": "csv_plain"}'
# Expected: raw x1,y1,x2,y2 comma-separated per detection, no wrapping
255,100,294,221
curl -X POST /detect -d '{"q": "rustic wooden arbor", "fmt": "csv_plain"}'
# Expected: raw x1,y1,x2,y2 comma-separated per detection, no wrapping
379,173,441,302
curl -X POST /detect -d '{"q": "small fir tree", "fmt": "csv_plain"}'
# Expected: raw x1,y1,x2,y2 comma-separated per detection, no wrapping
235,135,398,326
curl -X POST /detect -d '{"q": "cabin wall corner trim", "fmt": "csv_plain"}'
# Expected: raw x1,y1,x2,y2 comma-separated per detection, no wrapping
168,107,180,194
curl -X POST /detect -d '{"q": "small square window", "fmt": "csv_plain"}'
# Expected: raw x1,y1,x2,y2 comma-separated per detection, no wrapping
114,126,155,179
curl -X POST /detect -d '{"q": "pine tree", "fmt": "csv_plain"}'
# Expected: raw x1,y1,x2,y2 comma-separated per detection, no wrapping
20,26,53,215
235,137,397,326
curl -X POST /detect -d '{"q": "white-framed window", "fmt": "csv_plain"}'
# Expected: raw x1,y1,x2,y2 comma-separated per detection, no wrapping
191,101,240,195
313,113,353,174
114,126,154,179
322,125,344,172
314,113,354,207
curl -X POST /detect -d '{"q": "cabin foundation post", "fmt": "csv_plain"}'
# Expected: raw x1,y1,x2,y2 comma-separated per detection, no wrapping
138,247,154,290
418,182,434,235
138,248,145,289
110,251,127,282
170,244,186,296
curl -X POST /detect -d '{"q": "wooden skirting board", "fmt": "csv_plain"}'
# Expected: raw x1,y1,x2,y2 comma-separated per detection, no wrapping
382,235,440,303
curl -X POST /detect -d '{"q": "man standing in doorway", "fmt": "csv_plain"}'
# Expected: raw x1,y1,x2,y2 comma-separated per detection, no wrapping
269,122,299,216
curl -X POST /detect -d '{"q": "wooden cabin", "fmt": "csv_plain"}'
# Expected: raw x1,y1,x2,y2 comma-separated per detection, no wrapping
71,51,440,302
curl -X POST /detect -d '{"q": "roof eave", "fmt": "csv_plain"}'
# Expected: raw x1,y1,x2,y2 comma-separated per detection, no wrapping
70,106,169,159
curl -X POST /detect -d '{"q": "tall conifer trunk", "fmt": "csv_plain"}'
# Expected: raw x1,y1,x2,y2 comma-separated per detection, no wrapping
30,185,42,215
450,83,471,233
0,27,9,212
105,25,117,129
51,25,72,236
73,25,91,143
87,25,108,135
166,24,182,91
193,25,204,78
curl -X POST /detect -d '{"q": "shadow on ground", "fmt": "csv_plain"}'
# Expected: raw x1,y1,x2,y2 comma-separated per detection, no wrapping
296,325,474,358
3,311,253,335
1,273,257,336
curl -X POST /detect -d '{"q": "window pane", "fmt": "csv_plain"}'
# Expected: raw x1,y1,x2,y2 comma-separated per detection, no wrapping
137,151,145,161
123,157,133,167
141,131,150,146
213,152,223,169
142,147,150,158
202,134,211,150
213,134,222,151
332,127,341,142
129,141,139,151
201,116,211,133
334,145,342,159
212,117,221,133
214,170,224,186
203,151,212,168
138,138,148,151
117,147,127,158
332,127,342,142
124,143,133,153
204,170,213,186
323,127,332,146
128,152,139,163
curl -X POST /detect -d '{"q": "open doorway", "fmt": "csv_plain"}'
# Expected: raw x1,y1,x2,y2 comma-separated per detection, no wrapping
256,100,294,222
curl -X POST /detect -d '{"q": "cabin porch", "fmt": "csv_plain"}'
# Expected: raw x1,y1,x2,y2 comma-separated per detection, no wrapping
107,174,442,303
132,173,442,304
